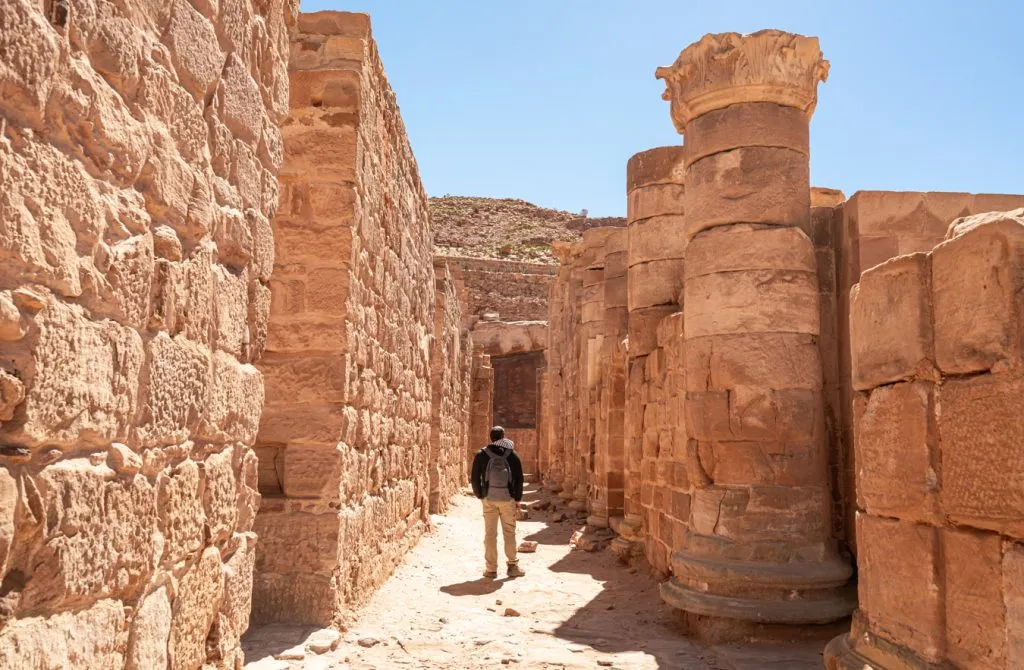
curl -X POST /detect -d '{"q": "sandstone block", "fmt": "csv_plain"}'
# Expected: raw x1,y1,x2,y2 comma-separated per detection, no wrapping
943,528,1005,669
134,332,210,448
684,270,819,339
260,353,350,404
218,533,257,657
170,546,224,670
1004,541,1024,669
0,599,125,669
257,403,352,446
127,586,171,670
627,215,687,266
202,448,238,543
280,126,357,181
931,219,1024,374
684,147,810,237
200,352,263,445
857,514,943,663
290,68,361,110
940,373,1024,538
685,224,816,279
212,264,250,358
846,191,970,239
282,443,343,499
17,299,144,446
627,305,676,358
253,511,340,574
0,369,25,423
26,460,157,608
683,102,810,167
626,146,686,193
165,0,223,100
702,441,822,487
854,382,937,522
628,183,686,221
627,259,683,310
157,458,206,563
685,333,822,393
850,253,933,390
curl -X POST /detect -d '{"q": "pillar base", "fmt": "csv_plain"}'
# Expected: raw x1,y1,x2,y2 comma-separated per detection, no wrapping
823,614,942,670
661,549,855,625
610,514,644,542
586,514,610,528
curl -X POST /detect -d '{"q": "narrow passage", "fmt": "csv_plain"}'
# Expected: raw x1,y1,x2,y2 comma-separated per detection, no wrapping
243,486,828,669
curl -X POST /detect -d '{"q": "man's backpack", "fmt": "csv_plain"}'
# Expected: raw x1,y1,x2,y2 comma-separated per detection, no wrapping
484,446,512,501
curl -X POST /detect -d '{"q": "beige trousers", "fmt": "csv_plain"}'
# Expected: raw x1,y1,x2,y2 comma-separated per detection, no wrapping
482,499,518,572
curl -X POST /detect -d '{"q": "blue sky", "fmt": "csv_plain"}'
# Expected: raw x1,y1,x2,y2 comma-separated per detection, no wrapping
301,1,1023,216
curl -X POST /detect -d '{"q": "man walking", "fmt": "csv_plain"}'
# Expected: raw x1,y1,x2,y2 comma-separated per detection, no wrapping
471,426,526,579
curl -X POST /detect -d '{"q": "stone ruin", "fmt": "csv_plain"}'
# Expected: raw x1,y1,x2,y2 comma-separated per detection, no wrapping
0,3,1023,669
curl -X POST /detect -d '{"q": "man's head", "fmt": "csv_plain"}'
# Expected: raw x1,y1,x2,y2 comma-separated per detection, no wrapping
490,426,505,442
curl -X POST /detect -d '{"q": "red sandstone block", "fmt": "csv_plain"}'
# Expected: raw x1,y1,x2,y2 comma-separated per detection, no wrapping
683,269,819,339
289,69,361,110
684,391,730,441
944,528,1006,669
626,146,686,194
1004,541,1024,668
282,443,343,500
931,219,1024,375
713,486,829,545
940,373,1024,538
683,103,810,168
684,147,810,236
857,236,900,273
684,224,816,280
627,305,676,358
627,215,688,266
847,191,969,239
850,253,933,391
671,491,691,521
628,260,682,311
628,183,686,222
856,513,943,663
854,381,938,522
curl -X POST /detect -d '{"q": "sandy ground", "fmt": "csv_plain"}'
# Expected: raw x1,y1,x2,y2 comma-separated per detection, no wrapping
243,486,835,670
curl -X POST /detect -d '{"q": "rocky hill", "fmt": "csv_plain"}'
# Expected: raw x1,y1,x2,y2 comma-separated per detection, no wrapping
430,196,625,264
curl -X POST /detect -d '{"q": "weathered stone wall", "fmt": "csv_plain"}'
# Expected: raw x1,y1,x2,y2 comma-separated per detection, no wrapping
836,189,1024,553
429,261,472,513
468,351,494,469
0,0,295,666
443,256,557,325
253,11,439,625
825,209,1024,670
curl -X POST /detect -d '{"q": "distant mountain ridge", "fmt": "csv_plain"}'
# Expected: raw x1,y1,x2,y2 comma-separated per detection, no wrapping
430,196,626,264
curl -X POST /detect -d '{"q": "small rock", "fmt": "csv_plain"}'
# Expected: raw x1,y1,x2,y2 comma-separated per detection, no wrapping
37,447,62,465
108,443,142,475
598,661,614,667
605,604,615,610
439,617,449,624
503,608,520,617
305,628,341,654
274,645,305,661
357,637,380,648
11,288,45,312
551,512,567,522
518,540,538,553
495,599,502,606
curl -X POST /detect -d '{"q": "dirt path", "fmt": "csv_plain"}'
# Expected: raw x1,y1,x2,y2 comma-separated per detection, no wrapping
243,486,831,669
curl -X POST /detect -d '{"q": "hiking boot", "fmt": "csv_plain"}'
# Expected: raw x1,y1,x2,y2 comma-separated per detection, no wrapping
483,570,498,579
506,564,526,578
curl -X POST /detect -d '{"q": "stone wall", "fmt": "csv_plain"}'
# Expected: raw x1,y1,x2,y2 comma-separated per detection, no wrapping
825,209,1024,669
468,352,494,470
252,11,447,626
835,189,1024,552
443,256,557,325
0,0,295,666
429,261,472,513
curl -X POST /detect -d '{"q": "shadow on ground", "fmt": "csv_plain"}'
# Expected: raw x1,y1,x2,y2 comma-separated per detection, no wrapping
439,577,508,597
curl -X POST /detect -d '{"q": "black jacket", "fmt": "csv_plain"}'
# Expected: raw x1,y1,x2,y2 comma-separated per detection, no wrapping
470,439,524,502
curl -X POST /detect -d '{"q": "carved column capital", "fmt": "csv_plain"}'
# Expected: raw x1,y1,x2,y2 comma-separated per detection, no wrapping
656,29,829,133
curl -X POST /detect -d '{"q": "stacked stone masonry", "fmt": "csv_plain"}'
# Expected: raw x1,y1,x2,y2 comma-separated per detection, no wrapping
0,0,297,667
442,255,557,326
825,208,1024,669
252,11,470,627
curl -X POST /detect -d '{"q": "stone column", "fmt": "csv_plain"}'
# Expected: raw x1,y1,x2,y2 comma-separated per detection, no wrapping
656,30,854,624
589,228,628,527
618,147,686,550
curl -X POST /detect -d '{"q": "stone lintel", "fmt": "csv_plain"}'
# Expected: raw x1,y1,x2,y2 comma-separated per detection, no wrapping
656,29,829,133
